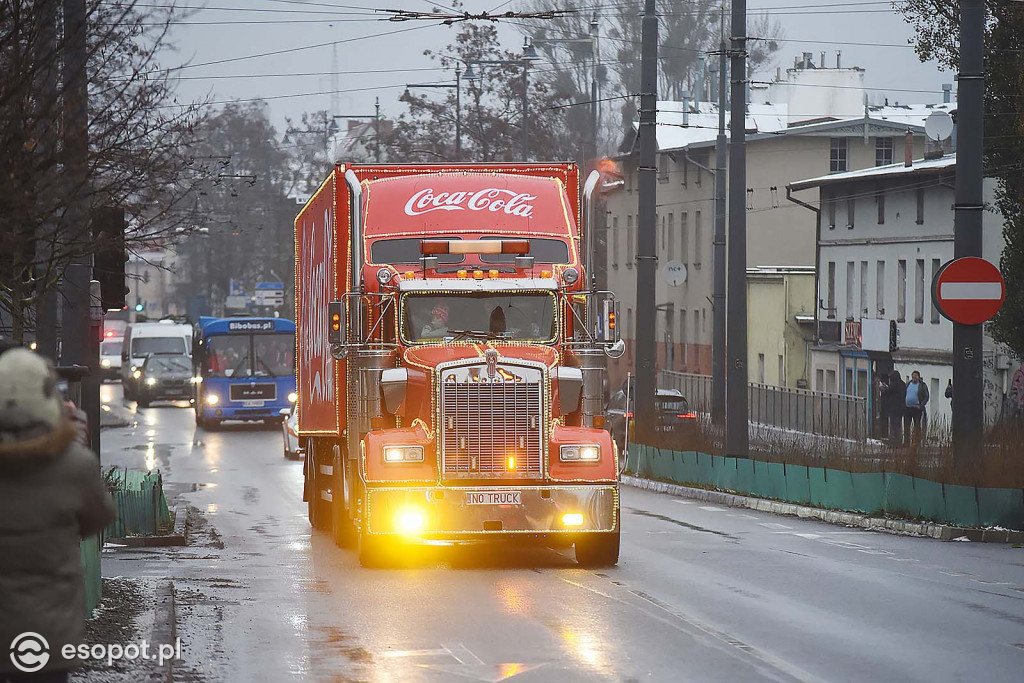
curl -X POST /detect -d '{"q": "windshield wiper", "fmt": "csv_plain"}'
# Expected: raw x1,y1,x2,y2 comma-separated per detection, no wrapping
447,329,512,341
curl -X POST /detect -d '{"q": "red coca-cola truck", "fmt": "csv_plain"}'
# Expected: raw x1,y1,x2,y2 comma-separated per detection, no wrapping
294,163,624,566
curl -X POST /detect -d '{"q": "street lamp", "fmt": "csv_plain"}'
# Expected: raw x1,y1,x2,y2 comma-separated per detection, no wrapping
463,38,539,161
405,67,463,161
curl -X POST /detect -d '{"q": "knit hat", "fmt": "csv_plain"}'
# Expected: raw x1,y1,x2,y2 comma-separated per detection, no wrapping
431,306,449,324
0,348,63,435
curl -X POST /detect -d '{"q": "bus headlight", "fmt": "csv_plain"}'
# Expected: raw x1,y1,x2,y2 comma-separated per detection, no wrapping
560,444,601,462
206,394,220,405
287,392,298,403
101,359,111,368
383,445,424,463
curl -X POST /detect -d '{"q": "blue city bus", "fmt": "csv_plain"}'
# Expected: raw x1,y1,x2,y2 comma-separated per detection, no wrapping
193,317,296,429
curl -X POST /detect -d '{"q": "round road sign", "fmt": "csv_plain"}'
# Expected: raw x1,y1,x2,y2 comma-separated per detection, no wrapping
932,257,1005,325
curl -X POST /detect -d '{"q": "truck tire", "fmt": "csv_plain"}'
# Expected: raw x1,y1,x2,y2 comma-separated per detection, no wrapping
306,442,331,531
574,531,620,568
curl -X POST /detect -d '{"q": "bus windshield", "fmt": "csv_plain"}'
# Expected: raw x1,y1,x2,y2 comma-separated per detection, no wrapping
203,333,294,378
402,292,556,343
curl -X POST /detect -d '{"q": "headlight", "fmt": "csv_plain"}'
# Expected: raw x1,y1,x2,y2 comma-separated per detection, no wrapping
206,394,220,405
145,377,157,386
383,445,424,463
191,376,203,384
287,392,298,403
560,444,601,462
101,359,111,368
133,370,142,379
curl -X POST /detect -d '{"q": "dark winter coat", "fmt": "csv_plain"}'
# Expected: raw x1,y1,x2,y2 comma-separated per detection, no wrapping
0,398,115,672
882,374,907,416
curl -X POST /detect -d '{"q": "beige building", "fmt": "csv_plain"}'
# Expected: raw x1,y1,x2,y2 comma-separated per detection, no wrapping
603,58,952,390
746,267,816,388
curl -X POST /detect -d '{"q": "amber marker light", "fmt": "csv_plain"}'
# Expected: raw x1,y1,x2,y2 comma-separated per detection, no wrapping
489,270,499,279
540,270,552,278
404,271,415,279
593,415,606,428
562,513,584,527
457,269,468,279
506,455,517,470
473,270,484,280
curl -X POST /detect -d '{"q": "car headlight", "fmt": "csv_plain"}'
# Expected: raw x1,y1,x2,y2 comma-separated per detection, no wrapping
145,377,157,386
287,392,298,403
206,394,219,405
560,444,601,462
101,359,111,368
383,445,424,463
133,370,142,379
191,376,203,384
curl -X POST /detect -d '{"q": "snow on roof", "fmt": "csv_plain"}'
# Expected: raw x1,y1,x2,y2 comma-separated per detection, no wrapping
789,154,956,191
632,100,957,156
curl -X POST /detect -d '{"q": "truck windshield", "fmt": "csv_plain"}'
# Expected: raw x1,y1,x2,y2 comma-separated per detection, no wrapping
402,292,557,343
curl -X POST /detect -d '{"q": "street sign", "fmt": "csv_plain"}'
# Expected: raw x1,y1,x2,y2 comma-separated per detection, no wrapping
932,257,1005,325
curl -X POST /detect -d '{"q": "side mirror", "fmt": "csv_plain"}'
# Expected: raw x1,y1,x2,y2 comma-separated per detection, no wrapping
278,408,292,417
604,339,626,359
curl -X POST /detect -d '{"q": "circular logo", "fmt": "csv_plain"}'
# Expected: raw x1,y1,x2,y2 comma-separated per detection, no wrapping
10,632,50,673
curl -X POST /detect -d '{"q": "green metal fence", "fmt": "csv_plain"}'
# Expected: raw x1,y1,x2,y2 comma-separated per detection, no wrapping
80,535,101,614
628,444,1024,529
105,468,172,538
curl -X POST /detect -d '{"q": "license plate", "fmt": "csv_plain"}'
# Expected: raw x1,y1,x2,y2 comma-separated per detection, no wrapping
243,400,265,408
465,490,521,506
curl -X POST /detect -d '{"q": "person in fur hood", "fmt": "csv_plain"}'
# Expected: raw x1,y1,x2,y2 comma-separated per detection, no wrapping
0,347,115,681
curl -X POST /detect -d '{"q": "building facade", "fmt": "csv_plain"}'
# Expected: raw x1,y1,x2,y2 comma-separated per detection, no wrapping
746,267,817,388
789,155,1015,429
603,58,951,390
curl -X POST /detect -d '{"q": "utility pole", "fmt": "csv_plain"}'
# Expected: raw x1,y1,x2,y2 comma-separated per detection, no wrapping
374,98,381,162
952,0,985,466
711,5,728,425
726,0,749,456
34,0,59,361
522,61,530,161
634,0,658,441
61,0,100,453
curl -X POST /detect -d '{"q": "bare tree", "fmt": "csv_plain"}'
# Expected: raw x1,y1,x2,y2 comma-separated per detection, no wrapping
0,0,203,341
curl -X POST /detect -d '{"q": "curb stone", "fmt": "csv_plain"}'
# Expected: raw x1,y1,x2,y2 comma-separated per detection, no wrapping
151,581,176,683
621,475,1024,544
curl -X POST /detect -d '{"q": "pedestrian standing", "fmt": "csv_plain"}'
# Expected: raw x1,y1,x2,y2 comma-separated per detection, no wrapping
0,348,116,683
903,370,930,446
882,370,906,446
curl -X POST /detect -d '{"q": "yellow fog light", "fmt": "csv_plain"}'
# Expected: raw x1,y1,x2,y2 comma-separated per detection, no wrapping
287,392,298,403
395,507,425,535
206,394,220,405
506,455,516,470
562,513,584,527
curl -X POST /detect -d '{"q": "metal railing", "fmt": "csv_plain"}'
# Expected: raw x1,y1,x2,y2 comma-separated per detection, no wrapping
658,371,869,440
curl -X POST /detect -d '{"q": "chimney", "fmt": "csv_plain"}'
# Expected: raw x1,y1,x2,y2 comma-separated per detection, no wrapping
696,55,705,111
681,91,690,126
836,50,842,69
794,55,800,69
904,129,914,167
820,52,826,69
942,83,952,103
776,66,781,82
802,52,812,69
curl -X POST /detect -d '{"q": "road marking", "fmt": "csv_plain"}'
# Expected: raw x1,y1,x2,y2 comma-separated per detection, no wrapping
758,522,793,530
699,506,725,512
793,533,821,539
671,499,693,504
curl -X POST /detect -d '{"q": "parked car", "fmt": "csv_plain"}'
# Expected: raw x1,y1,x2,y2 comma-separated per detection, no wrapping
135,354,193,408
280,407,301,460
606,388,697,448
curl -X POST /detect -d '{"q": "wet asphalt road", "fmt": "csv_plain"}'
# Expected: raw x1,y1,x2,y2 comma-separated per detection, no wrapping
98,384,1024,683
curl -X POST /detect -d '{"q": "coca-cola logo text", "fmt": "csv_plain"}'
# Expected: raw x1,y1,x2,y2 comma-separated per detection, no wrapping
404,188,537,218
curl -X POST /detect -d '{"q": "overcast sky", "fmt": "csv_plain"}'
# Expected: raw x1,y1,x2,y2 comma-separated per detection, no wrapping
160,1,954,135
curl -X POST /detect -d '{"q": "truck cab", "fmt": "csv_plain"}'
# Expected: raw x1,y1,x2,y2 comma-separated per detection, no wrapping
295,164,623,566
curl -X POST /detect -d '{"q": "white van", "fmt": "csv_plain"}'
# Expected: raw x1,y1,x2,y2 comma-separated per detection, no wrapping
120,321,193,400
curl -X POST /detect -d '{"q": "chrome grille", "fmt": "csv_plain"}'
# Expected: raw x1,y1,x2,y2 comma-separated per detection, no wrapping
441,374,543,477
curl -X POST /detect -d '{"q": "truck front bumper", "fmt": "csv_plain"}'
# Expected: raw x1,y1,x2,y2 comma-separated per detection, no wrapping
364,484,618,537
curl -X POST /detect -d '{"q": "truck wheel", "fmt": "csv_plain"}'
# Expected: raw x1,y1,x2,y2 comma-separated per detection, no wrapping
333,500,356,548
574,531,620,568
357,530,391,568
306,443,331,531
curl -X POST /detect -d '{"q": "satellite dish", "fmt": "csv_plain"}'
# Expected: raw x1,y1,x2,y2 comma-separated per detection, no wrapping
662,260,687,287
925,111,954,143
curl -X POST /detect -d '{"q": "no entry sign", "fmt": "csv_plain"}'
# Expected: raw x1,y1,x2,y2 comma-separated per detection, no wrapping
932,257,1006,325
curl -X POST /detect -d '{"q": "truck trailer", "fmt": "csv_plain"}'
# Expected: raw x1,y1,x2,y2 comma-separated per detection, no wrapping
294,162,624,567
